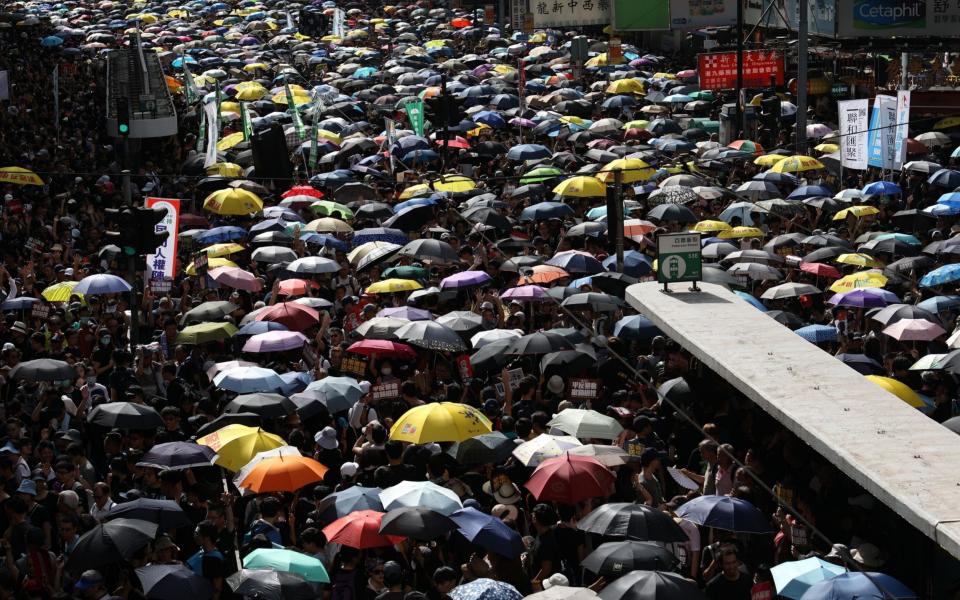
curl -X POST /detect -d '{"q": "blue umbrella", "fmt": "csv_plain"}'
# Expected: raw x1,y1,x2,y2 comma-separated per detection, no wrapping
401,149,440,165
795,324,838,344
925,203,960,216
601,95,637,110
675,494,773,534
652,138,695,152
171,56,198,68
506,144,552,161
41,35,64,47
917,295,960,313
472,111,507,129
449,579,522,600
197,226,247,244
74,274,132,295
353,227,409,246
250,218,289,234
798,572,914,600
449,508,525,559
305,376,363,413
1,297,38,311
318,486,384,520
277,371,311,396
920,264,960,288
937,192,960,207
734,290,767,311
546,251,604,274
238,321,289,336
394,197,439,212
213,367,284,394
718,201,759,226
519,201,575,222
603,251,653,277
310,170,355,188
771,557,846,600
613,315,662,341
928,168,960,188
301,233,349,251
787,184,834,200
352,66,377,79
862,180,901,196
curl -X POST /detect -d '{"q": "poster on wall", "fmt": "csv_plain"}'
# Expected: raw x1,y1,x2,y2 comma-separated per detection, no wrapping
670,0,737,28
838,0,960,37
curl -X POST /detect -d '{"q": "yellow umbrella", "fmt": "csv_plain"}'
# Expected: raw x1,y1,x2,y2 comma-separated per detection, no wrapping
390,402,492,443
178,322,238,344
814,143,840,153
202,243,246,258
206,163,244,177
321,35,342,42
220,101,241,115
934,116,960,130
366,278,423,294
243,63,270,73
304,217,353,234
652,72,677,79
424,39,447,48
466,124,490,137
606,79,644,95
835,253,882,268
585,53,609,68
754,154,788,167
864,375,925,408
597,158,655,184
493,64,516,75
832,205,879,221
204,188,263,215
559,115,587,127
0,166,44,186
769,155,825,173
185,257,238,276
197,424,287,471
217,132,245,152
829,271,888,293
622,119,650,130
434,175,476,193
235,82,268,101
553,176,607,198
399,184,432,200
167,9,189,17
42,281,80,303
316,129,342,144
271,90,311,106
718,226,765,239
692,220,732,233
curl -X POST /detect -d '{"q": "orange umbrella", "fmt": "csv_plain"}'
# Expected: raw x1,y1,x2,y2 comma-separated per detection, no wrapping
238,455,329,493
451,17,471,28
518,265,569,285
277,278,318,297
623,219,656,237
322,510,404,549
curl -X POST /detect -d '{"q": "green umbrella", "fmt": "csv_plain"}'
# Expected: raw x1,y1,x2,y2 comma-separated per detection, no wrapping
520,167,564,185
309,200,354,219
689,91,714,101
178,322,238,344
243,549,329,583
382,266,428,280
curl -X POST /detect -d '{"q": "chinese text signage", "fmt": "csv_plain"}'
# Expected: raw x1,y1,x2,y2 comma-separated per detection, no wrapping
670,0,737,28
531,0,611,28
145,198,180,281
838,99,870,170
697,50,785,91
657,233,702,285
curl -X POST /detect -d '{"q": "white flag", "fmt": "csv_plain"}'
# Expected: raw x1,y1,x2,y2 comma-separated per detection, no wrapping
893,91,911,171
838,99,869,171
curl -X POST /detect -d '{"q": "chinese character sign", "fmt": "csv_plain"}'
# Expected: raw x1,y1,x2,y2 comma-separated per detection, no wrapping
838,99,869,170
145,198,180,281
893,91,910,171
866,95,897,169
670,0,737,28
697,51,785,91
532,0,610,28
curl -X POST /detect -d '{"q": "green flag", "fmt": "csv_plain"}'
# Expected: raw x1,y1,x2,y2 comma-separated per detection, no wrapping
308,119,320,171
240,102,253,141
214,80,222,132
197,110,206,153
285,83,306,140
182,61,199,104
402,98,425,137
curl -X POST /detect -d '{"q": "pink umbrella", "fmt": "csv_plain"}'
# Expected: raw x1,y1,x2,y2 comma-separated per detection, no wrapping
242,331,309,353
882,318,947,342
500,286,549,301
209,266,263,292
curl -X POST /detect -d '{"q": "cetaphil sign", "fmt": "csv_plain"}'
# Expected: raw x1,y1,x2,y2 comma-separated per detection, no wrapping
838,0,960,37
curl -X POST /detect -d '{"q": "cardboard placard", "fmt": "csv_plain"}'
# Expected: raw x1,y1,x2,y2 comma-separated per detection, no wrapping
341,355,369,379
371,381,399,400
456,355,473,379
31,303,50,320
193,253,209,275
149,277,173,294
569,378,599,399
25,238,43,254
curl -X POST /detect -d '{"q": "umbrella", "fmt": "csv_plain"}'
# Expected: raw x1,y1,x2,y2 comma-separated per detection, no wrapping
197,424,286,471
760,283,821,300
920,264,960,288
577,502,687,542
354,317,409,340
547,408,624,440
179,322,238,344
88,402,164,430
243,549,329,583
582,541,679,575
614,315,663,340
525,454,616,504
395,321,467,352
795,325,838,344
441,271,492,289
347,339,418,359
770,557,846,600
317,486,384,520
194,413,262,438
797,572,914,600
323,510,402,549
449,507,525,559
566,444,633,467
214,367,284,393
181,301,239,325
10,359,75,381
138,442,216,471
526,589,597,600
506,331,574,355
306,376,364,413
239,455,329,493
65,519,159,573
450,579,523,600
828,288,899,308
512,433,583,467
390,402,492,444
379,507,457,540
136,565,214,600
380,480,463,516
882,318,946,342
597,571,705,600
101,499,192,531
675,494,773,533
73,274,132,295
447,431,515,465
227,570,317,600
256,302,320,329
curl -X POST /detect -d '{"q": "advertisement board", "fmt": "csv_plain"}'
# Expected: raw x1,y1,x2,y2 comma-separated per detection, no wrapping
670,0,737,28
531,0,611,28
612,0,669,30
751,0,837,36
698,50,785,91
838,0,960,38
893,91,910,171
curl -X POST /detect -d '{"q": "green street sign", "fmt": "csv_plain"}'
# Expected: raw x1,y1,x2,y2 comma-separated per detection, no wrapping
657,232,702,285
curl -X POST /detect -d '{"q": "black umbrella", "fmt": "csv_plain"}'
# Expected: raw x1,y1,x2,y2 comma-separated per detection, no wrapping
590,272,639,297
802,246,847,263
597,570,705,600
224,393,297,418
658,377,692,403
384,204,435,232
540,346,597,377
87,402,164,430
859,237,919,257
836,353,884,375
765,310,805,329
870,304,938,326
435,311,484,335
447,431,515,465
884,255,934,278
379,507,457,540
396,321,467,352
194,412,262,437
562,292,624,313
354,202,395,220
289,389,330,420
398,238,460,265
180,301,239,325
136,565,214,600
137,442,216,471
646,203,697,223
892,208,937,232
582,541,680,576
66,518,159,573
102,499,193,530
334,182,379,203
505,331,574,355
469,339,514,373
461,206,511,230
10,359,75,381
227,569,318,600
577,503,687,542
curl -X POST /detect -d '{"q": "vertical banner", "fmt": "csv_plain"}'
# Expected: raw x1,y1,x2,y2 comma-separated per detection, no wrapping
332,8,345,37
285,11,295,29
0,70,9,101
838,99,869,170
183,62,199,104
308,117,319,171
197,109,206,153
402,98,425,137
203,99,219,168
285,84,306,140
866,95,897,170
385,118,397,172
214,79,222,133
145,198,181,281
893,91,911,171
52,65,59,135
240,102,253,141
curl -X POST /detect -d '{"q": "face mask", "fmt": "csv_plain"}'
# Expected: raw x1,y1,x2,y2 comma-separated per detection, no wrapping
381,368,392,376
100,336,111,346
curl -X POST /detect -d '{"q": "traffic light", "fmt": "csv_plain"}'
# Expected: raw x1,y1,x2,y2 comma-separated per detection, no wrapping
116,97,131,136
299,8,328,37
105,207,168,256
426,95,463,128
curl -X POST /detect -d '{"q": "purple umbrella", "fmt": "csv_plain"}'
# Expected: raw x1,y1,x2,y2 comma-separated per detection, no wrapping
509,118,537,128
828,288,900,308
500,286,549,301
440,271,492,289
242,331,309,353
377,307,433,321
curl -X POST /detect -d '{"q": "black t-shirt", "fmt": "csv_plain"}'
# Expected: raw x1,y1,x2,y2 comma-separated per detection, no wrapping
91,347,113,378
553,524,585,581
705,572,752,600
529,528,561,578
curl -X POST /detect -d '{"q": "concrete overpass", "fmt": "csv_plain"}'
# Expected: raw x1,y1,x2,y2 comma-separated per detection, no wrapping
626,281,960,560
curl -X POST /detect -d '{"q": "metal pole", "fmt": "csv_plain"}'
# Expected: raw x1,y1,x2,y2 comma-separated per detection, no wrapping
735,0,745,137
440,74,449,174
615,169,624,273
122,170,139,349
795,0,808,155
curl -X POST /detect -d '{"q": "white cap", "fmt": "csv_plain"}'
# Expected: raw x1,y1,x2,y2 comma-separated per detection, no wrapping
63,268,74,276
542,574,569,589
340,461,359,478
358,380,371,394
314,426,338,450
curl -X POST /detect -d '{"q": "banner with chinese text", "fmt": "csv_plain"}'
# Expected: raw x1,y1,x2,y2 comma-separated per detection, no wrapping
145,198,180,281
532,0,611,28
838,99,869,170
697,50,784,91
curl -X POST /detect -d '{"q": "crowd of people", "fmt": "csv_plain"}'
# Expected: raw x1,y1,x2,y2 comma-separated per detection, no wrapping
0,1,959,600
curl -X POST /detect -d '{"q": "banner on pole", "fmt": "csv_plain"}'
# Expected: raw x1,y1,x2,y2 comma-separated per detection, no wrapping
145,198,181,281
285,83,306,140
893,90,911,171
331,8,345,37
385,118,397,172
240,102,253,141
402,98,425,137
52,65,59,132
203,99,219,168
0,70,9,101
838,99,869,170
866,95,897,170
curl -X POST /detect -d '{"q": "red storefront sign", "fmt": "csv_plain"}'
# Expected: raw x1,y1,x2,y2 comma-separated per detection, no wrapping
697,50,785,91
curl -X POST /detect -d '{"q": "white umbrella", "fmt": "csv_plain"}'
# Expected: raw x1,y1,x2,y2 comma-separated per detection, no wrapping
566,444,632,467
547,409,624,440
761,282,822,300
470,329,523,349
512,433,583,467
379,480,463,516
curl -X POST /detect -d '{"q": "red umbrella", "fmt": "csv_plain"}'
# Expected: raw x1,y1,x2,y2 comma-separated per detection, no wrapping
436,136,470,150
524,454,615,505
322,510,404,549
179,213,210,229
905,138,928,156
277,278,318,297
347,339,418,359
282,185,323,199
256,302,320,330
800,262,841,279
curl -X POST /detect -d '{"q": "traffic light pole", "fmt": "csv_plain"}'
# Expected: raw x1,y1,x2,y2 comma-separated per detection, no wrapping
615,169,624,273
122,170,140,349
795,0,809,155
735,0,745,137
